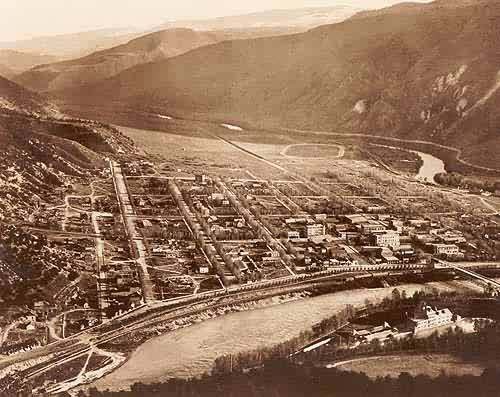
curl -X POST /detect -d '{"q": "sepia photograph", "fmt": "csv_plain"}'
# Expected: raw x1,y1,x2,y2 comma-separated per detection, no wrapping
0,0,499,396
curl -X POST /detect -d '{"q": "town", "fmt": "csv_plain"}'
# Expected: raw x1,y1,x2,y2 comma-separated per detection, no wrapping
2,144,499,366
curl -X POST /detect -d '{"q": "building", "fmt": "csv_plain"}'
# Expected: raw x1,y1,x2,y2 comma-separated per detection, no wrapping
361,222,386,234
285,217,307,225
373,232,400,249
197,264,210,274
381,249,399,265
344,214,369,224
408,303,457,334
306,223,326,238
210,193,224,201
433,244,460,257
340,322,400,345
195,174,208,183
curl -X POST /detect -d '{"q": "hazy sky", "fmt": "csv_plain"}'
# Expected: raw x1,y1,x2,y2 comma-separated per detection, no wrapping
1,0,428,41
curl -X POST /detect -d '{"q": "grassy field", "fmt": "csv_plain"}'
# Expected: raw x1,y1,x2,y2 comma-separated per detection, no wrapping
118,125,282,179
283,144,344,159
334,354,489,378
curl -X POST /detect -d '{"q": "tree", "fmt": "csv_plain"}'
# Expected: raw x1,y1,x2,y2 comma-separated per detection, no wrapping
392,288,401,303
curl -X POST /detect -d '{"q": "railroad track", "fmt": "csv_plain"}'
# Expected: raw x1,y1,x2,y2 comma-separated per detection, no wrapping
10,268,427,388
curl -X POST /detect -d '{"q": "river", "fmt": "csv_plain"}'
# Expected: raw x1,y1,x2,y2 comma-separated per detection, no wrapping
413,150,446,184
369,143,446,184
91,283,453,391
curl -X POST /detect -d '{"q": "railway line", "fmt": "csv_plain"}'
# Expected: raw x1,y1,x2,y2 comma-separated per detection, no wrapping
10,268,425,386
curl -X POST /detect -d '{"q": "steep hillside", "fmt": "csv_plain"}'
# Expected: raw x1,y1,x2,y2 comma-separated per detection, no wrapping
0,76,134,221
59,0,500,170
0,75,60,116
14,29,221,92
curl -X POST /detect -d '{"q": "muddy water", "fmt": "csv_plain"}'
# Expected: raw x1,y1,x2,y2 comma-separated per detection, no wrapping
414,150,446,184
92,283,450,391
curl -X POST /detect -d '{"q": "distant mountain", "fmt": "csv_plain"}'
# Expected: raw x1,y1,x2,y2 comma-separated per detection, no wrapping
157,6,362,31
59,0,500,170
14,27,310,93
14,28,225,92
0,28,141,59
0,49,59,76
11,6,364,93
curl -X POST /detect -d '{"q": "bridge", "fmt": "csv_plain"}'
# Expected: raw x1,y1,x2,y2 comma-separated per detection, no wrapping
434,259,500,289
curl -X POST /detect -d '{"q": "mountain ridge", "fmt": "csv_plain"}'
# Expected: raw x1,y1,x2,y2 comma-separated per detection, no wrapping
13,28,223,92
157,5,361,30
56,0,500,170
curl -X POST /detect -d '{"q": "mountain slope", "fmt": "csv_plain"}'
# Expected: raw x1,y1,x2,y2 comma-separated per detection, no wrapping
59,0,500,170
0,75,134,221
0,64,14,79
0,75,59,116
14,29,222,92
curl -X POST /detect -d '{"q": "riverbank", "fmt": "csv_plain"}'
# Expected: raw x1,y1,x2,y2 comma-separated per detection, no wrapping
90,282,462,391
365,143,445,183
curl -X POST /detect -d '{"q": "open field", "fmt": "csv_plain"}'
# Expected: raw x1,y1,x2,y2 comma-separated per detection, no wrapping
119,126,293,180
333,354,491,378
282,144,344,159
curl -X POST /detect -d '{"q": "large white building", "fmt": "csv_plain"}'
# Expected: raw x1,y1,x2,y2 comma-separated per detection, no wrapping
373,231,400,249
409,303,457,334
306,223,326,238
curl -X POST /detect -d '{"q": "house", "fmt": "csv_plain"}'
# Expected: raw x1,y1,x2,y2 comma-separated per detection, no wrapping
397,245,415,261
195,174,208,183
19,322,36,331
197,264,210,274
262,252,281,263
34,301,54,321
391,220,404,232
341,322,400,344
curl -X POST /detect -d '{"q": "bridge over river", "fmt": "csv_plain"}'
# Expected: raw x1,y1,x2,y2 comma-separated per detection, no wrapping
435,259,500,289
